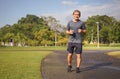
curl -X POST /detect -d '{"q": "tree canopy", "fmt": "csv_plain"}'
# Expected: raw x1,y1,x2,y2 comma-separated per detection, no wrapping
0,14,120,46
0,14,66,46
85,15,120,44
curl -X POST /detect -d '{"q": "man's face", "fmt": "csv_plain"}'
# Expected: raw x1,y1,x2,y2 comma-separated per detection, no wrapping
73,12,80,21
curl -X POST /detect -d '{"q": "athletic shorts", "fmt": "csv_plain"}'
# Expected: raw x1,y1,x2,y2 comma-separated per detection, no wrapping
67,43,82,54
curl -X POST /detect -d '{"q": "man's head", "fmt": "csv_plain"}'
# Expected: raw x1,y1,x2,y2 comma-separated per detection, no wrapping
73,10,81,21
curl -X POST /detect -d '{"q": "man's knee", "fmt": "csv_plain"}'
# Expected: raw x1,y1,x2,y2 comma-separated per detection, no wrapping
68,53,72,57
76,54,81,59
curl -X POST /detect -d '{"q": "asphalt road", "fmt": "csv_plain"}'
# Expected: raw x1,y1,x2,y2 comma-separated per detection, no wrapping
41,50,120,79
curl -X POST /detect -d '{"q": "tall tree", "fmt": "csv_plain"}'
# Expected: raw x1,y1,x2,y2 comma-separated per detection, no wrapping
85,15,118,44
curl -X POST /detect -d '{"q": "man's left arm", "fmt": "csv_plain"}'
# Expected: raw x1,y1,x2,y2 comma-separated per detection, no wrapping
81,22,86,33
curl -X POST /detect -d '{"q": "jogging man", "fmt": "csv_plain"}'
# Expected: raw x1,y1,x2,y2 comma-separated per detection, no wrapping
66,10,86,73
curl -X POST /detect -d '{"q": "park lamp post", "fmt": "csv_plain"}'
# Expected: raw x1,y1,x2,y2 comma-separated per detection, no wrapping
55,28,57,47
53,22,57,47
96,22,100,48
50,19,57,47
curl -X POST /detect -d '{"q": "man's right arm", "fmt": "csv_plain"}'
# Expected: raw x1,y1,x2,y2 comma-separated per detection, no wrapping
66,30,74,35
66,21,74,35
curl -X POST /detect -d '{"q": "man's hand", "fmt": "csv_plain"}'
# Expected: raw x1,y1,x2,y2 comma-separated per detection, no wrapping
78,29,86,33
69,30,74,34
66,30,74,34
82,30,86,33
78,29,82,33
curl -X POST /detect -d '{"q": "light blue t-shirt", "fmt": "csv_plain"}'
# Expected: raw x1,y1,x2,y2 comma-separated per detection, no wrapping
67,20,86,43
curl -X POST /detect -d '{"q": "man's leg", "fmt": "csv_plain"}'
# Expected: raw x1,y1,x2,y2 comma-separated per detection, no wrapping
76,54,82,73
67,53,73,66
67,53,72,72
67,43,74,72
76,43,82,68
75,43,82,73
76,54,82,68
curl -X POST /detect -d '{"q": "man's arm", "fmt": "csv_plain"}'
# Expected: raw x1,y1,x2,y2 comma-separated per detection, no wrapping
66,30,74,34
78,29,86,33
82,29,86,33
66,21,74,35
81,22,86,33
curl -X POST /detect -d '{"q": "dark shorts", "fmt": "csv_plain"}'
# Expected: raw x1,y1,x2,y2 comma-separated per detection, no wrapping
67,43,82,54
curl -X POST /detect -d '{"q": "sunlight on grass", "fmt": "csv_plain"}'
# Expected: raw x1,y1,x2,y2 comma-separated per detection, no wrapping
0,51,51,79
107,51,120,59
0,46,120,51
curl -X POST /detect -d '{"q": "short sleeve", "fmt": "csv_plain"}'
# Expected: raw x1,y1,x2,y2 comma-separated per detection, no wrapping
81,22,86,30
67,22,70,31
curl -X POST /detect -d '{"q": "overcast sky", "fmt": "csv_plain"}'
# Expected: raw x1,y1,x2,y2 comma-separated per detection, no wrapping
0,0,120,27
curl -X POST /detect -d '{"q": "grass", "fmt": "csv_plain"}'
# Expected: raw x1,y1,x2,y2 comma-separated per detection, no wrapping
0,46,120,51
107,51,120,59
0,50,51,79
0,46,66,51
84,46,120,50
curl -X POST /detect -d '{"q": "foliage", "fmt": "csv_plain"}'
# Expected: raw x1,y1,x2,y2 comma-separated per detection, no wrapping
0,14,120,46
0,14,66,46
85,15,120,44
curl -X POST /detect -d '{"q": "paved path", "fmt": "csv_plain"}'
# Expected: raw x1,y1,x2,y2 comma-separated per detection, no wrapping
41,50,120,79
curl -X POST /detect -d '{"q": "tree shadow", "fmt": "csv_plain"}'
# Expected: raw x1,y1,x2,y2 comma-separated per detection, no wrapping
80,62,112,72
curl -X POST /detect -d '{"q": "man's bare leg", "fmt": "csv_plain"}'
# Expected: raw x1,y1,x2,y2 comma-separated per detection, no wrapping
76,54,82,67
67,53,73,66
76,54,82,73
67,53,72,72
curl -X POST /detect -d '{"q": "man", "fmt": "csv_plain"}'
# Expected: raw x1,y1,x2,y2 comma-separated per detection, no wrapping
66,10,86,73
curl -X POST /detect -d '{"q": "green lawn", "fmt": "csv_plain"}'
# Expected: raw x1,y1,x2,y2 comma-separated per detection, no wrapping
0,50,51,79
0,46,120,51
0,46,67,51
84,46,120,50
107,51,120,59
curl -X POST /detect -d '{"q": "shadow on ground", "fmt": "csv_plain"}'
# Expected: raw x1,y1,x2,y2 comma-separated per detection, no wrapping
80,62,112,72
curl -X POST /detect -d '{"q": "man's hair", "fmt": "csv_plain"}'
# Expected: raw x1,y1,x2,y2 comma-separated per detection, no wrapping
73,10,81,17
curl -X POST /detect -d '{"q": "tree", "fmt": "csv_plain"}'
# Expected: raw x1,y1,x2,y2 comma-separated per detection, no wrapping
85,15,119,44
34,29,54,46
109,21,120,43
14,33,27,46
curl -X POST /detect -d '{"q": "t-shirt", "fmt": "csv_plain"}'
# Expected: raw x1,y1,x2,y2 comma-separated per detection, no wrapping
67,20,86,43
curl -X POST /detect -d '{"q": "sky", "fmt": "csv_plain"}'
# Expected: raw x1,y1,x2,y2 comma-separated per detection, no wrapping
0,0,120,27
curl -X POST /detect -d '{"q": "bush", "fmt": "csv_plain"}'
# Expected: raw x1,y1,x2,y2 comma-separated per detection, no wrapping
109,43,120,47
